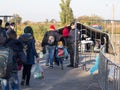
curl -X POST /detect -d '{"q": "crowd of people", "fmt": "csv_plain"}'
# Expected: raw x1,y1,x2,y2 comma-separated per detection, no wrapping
0,19,80,90
41,22,79,69
0,19,39,90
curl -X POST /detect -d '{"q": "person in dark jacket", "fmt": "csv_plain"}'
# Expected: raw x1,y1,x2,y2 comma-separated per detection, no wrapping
4,22,10,31
2,30,24,90
20,26,39,86
0,19,4,30
10,22,16,30
62,27,75,67
41,24,57,68
68,22,79,68
0,19,7,39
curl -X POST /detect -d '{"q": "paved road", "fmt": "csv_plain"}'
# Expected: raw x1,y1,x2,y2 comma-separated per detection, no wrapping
19,57,101,90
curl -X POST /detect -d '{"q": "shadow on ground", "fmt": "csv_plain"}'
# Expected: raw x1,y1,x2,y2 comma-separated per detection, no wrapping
19,58,101,90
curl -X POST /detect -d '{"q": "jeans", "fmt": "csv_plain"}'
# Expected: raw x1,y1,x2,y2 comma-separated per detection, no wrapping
1,73,19,90
46,45,55,66
57,58,64,65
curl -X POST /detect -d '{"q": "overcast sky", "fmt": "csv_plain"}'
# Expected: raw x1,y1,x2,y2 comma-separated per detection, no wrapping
0,0,120,22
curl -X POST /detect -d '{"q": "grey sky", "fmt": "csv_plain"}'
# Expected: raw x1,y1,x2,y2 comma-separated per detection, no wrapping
0,0,119,22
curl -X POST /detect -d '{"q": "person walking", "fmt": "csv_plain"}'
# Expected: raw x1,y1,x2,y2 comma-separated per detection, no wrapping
20,26,39,86
41,24,57,68
1,30,24,90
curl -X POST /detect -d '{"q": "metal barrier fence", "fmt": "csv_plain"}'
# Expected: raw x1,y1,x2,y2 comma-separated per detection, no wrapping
98,46,120,90
97,21,120,90
76,20,120,90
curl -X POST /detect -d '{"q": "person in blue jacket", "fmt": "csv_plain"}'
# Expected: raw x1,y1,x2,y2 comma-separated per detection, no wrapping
20,26,39,86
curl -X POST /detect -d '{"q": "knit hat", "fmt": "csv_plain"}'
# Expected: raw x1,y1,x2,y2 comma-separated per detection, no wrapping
24,26,33,35
50,25,55,30
62,27,69,37
5,22,10,27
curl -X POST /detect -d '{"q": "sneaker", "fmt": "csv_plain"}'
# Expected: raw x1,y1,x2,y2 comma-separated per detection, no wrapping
55,62,59,66
67,64,74,67
21,80,25,86
74,64,78,68
49,66,53,69
46,64,49,66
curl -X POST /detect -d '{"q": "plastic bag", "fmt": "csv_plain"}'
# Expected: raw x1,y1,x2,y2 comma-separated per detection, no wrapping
39,51,44,59
31,63,44,79
89,55,100,74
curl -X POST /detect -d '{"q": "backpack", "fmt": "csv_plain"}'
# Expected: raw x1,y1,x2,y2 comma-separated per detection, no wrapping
57,47,64,58
56,46,69,58
0,46,14,78
19,33,33,57
48,35,55,45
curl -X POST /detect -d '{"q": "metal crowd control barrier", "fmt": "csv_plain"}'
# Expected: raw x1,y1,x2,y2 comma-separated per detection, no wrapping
98,46,120,90
73,21,120,90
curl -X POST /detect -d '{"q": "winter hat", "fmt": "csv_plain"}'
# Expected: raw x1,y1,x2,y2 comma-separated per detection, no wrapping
50,25,55,30
10,22,15,26
5,22,10,27
24,26,33,35
62,27,69,37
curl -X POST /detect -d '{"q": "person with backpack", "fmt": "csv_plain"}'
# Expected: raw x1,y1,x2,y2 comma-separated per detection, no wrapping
55,37,68,70
0,29,22,90
20,26,39,86
41,24,57,68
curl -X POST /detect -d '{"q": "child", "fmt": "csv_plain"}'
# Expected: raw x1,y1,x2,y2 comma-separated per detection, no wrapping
56,41,64,70
56,40,68,70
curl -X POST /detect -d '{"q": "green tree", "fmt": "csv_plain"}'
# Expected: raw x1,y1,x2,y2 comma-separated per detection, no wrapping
10,14,22,24
59,0,74,25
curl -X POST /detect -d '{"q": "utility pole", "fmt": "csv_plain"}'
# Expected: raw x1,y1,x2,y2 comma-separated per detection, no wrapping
111,4,115,41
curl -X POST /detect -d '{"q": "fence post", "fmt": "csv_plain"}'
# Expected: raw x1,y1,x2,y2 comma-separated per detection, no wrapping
74,23,79,67
105,59,108,90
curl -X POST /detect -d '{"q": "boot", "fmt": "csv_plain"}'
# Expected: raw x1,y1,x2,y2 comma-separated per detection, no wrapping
21,80,25,86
